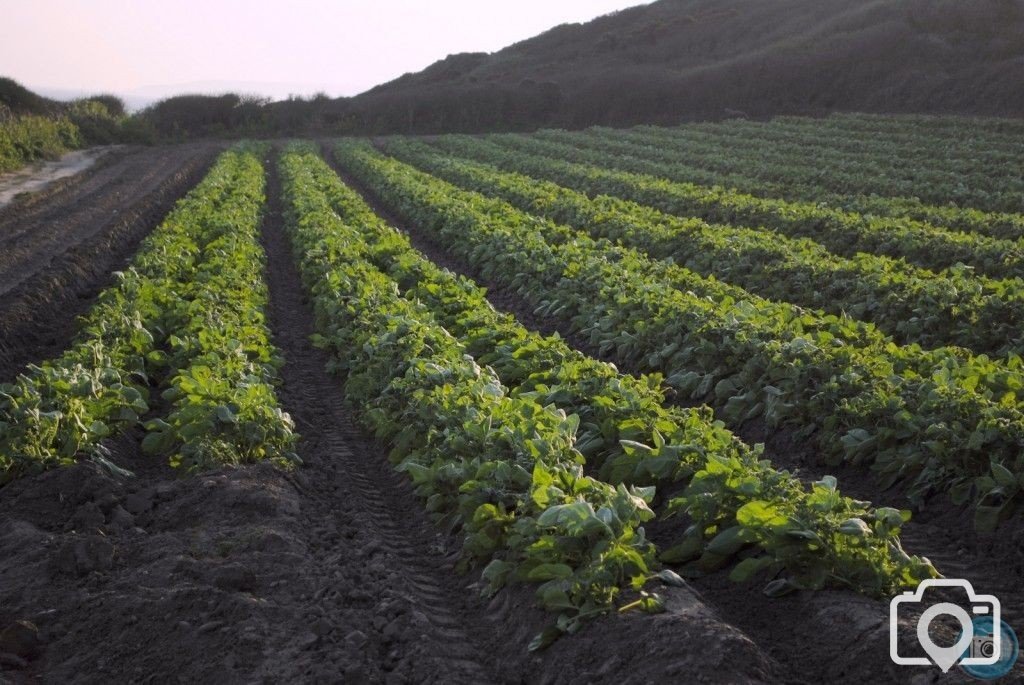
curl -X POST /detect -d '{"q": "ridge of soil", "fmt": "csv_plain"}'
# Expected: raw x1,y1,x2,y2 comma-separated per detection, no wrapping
0,143,222,381
322,140,1023,683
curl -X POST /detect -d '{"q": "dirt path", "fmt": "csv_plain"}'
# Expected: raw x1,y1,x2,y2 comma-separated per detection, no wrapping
0,148,114,210
0,143,221,381
322,141,1024,683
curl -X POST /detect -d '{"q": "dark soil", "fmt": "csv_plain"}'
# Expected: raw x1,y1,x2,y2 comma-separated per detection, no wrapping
322,140,1024,684
0,143,222,381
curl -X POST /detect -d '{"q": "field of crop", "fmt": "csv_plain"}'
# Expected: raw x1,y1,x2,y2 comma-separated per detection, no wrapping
1,114,1022,682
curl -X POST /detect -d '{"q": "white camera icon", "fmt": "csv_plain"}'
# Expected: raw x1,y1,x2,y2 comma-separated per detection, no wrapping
890,579,1001,673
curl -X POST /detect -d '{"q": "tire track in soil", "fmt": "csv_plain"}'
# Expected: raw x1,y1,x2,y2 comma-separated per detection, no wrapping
256,149,499,684
0,143,222,381
321,140,1021,684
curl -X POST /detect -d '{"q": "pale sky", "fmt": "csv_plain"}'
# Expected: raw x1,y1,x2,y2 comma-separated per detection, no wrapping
2,0,651,104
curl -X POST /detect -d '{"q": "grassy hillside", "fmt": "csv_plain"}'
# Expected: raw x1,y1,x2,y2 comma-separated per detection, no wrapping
339,0,1024,132
0,78,146,172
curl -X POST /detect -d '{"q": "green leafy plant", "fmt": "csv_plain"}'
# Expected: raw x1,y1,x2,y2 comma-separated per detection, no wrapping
333,140,1024,529
282,145,936,646
396,135,1024,359
1,144,297,482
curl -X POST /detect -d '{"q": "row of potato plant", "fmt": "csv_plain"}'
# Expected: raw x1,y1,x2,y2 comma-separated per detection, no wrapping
0,145,297,482
334,140,1024,531
484,132,1024,281
280,143,673,648
298,144,938,596
387,136,1024,360
281,143,936,645
555,125,1024,240
384,137,1024,421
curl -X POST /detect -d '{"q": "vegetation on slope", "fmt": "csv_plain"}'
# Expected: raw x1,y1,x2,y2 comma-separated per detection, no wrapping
343,0,1024,132
9,0,1021,140
0,78,149,172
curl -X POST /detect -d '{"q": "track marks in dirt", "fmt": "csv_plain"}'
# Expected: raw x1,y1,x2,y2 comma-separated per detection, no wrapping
256,153,498,683
0,143,221,381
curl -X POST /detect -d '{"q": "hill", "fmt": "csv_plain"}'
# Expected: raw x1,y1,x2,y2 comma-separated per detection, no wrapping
338,0,1024,132
0,77,63,116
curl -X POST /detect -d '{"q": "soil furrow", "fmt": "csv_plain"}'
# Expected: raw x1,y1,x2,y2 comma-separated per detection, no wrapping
0,145,213,287
0,157,142,250
256,148,500,684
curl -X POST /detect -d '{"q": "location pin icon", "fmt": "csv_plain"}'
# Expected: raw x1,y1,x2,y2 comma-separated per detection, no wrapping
917,603,974,673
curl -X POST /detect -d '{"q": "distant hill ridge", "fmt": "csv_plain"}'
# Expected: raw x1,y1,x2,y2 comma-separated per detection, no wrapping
0,77,64,116
5,0,1022,136
342,0,1024,132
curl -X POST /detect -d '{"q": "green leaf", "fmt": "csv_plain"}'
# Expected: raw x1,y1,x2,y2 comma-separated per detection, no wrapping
528,625,563,652
141,429,173,455
215,405,238,424
527,563,574,581
729,556,771,583
838,518,872,537
659,536,704,564
539,585,576,611
991,462,1017,489
816,475,838,491
619,439,653,456
537,501,595,529
974,505,1004,533
736,500,788,529
706,526,748,556
655,569,687,588
763,578,797,598
481,559,513,589
144,418,172,431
